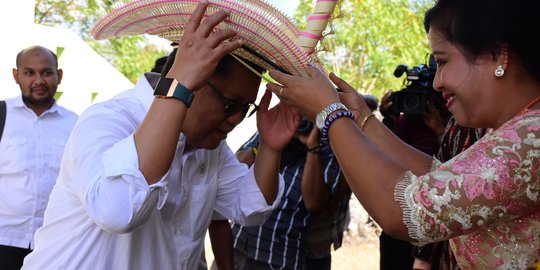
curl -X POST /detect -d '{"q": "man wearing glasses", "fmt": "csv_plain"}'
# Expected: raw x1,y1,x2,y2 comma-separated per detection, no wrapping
22,4,298,269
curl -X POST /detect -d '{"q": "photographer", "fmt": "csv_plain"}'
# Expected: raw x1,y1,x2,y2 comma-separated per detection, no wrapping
380,91,448,153
381,57,450,146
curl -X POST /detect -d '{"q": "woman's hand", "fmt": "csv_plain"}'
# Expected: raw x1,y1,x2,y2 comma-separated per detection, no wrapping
328,73,373,123
266,65,339,122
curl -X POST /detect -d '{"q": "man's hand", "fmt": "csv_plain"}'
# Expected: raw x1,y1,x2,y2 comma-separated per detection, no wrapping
166,0,243,91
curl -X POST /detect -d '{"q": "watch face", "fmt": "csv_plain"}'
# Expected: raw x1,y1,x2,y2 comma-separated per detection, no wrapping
316,114,325,129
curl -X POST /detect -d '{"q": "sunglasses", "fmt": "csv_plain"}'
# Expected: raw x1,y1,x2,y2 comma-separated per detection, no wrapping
207,81,259,118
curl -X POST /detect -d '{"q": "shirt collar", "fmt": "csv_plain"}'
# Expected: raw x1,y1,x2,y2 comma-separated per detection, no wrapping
132,72,160,112
13,95,63,115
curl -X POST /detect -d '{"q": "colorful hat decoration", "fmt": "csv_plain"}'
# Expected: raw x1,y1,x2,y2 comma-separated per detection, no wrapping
297,0,338,55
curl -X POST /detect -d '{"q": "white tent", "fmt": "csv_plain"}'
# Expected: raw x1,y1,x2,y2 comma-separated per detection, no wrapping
0,0,133,115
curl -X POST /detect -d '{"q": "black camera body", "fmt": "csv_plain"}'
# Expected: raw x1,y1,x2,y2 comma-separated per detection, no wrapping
389,56,441,115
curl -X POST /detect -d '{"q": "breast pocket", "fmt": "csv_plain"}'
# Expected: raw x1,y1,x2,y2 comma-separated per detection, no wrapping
0,137,27,174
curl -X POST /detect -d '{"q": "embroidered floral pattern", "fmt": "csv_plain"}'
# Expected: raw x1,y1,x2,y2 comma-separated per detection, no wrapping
395,111,540,269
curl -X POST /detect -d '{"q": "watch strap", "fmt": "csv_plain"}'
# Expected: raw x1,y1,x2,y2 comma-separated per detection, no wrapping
154,77,194,107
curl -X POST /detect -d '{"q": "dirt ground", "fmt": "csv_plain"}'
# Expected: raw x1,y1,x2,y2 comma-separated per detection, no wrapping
204,221,381,270
330,231,380,270
205,198,382,270
204,230,380,270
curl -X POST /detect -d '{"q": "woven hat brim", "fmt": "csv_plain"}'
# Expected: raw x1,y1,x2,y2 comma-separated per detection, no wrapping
91,0,321,77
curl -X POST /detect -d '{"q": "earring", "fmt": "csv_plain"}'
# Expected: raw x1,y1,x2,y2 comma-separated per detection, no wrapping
494,65,505,77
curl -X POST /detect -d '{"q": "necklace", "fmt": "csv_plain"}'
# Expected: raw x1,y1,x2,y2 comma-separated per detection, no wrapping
517,96,540,116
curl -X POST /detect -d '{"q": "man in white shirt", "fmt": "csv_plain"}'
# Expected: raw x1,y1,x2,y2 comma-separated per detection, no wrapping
0,45,78,269
22,2,297,269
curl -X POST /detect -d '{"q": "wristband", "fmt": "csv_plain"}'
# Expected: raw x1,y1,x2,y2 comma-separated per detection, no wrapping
321,110,355,141
307,143,322,153
153,77,194,107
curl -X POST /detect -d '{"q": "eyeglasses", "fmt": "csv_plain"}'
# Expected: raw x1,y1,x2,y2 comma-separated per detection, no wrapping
207,81,259,118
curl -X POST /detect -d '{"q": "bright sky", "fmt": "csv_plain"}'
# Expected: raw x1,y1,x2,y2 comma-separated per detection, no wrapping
266,0,300,17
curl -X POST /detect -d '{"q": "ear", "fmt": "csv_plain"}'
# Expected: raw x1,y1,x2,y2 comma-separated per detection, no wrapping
57,69,63,85
494,45,509,70
12,68,19,84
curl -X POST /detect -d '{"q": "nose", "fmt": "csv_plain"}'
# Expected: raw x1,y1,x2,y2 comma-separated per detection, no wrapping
432,69,443,92
33,74,46,85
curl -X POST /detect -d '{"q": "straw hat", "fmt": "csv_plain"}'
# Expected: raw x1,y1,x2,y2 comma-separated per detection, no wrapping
91,0,323,77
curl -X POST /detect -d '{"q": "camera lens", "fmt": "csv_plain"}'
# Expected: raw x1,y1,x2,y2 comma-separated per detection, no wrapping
402,93,421,112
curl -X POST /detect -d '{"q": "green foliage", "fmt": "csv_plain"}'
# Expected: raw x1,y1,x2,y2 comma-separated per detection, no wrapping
54,91,63,101
295,0,434,98
91,92,98,102
88,37,166,83
56,46,64,59
35,0,167,83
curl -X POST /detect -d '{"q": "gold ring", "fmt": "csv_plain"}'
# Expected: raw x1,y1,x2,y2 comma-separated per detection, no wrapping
279,87,284,96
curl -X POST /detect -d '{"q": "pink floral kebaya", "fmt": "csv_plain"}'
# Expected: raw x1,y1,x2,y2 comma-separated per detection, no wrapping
396,110,540,269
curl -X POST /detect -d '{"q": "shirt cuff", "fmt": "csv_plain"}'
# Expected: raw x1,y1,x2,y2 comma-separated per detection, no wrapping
238,166,285,224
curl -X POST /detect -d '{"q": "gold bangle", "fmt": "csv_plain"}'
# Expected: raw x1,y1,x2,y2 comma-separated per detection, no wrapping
360,113,375,131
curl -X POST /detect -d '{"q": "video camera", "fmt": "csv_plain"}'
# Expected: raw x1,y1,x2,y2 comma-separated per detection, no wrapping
389,55,443,115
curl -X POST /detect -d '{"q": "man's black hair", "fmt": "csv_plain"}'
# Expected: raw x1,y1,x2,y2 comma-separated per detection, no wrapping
151,56,168,73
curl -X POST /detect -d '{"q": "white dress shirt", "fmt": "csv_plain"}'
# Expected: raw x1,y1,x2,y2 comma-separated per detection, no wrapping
0,96,77,250
22,74,284,270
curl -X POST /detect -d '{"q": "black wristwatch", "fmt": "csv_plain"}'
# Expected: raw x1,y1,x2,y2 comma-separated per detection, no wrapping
153,77,194,108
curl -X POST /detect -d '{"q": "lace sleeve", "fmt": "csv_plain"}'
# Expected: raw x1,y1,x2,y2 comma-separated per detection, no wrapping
395,113,540,245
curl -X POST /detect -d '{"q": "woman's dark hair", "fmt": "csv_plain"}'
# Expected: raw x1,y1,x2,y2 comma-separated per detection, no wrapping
161,46,265,79
424,0,540,82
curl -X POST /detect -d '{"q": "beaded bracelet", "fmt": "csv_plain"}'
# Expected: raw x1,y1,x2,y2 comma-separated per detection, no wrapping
307,143,323,153
321,110,355,141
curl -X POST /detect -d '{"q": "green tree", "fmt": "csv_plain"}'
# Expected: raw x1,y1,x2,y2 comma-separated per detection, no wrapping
294,0,434,98
35,0,167,83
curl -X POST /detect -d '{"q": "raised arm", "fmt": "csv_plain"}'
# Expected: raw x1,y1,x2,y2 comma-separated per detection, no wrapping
134,1,243,184
267,66,433,238
299,126,330,212
252,90,300,204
